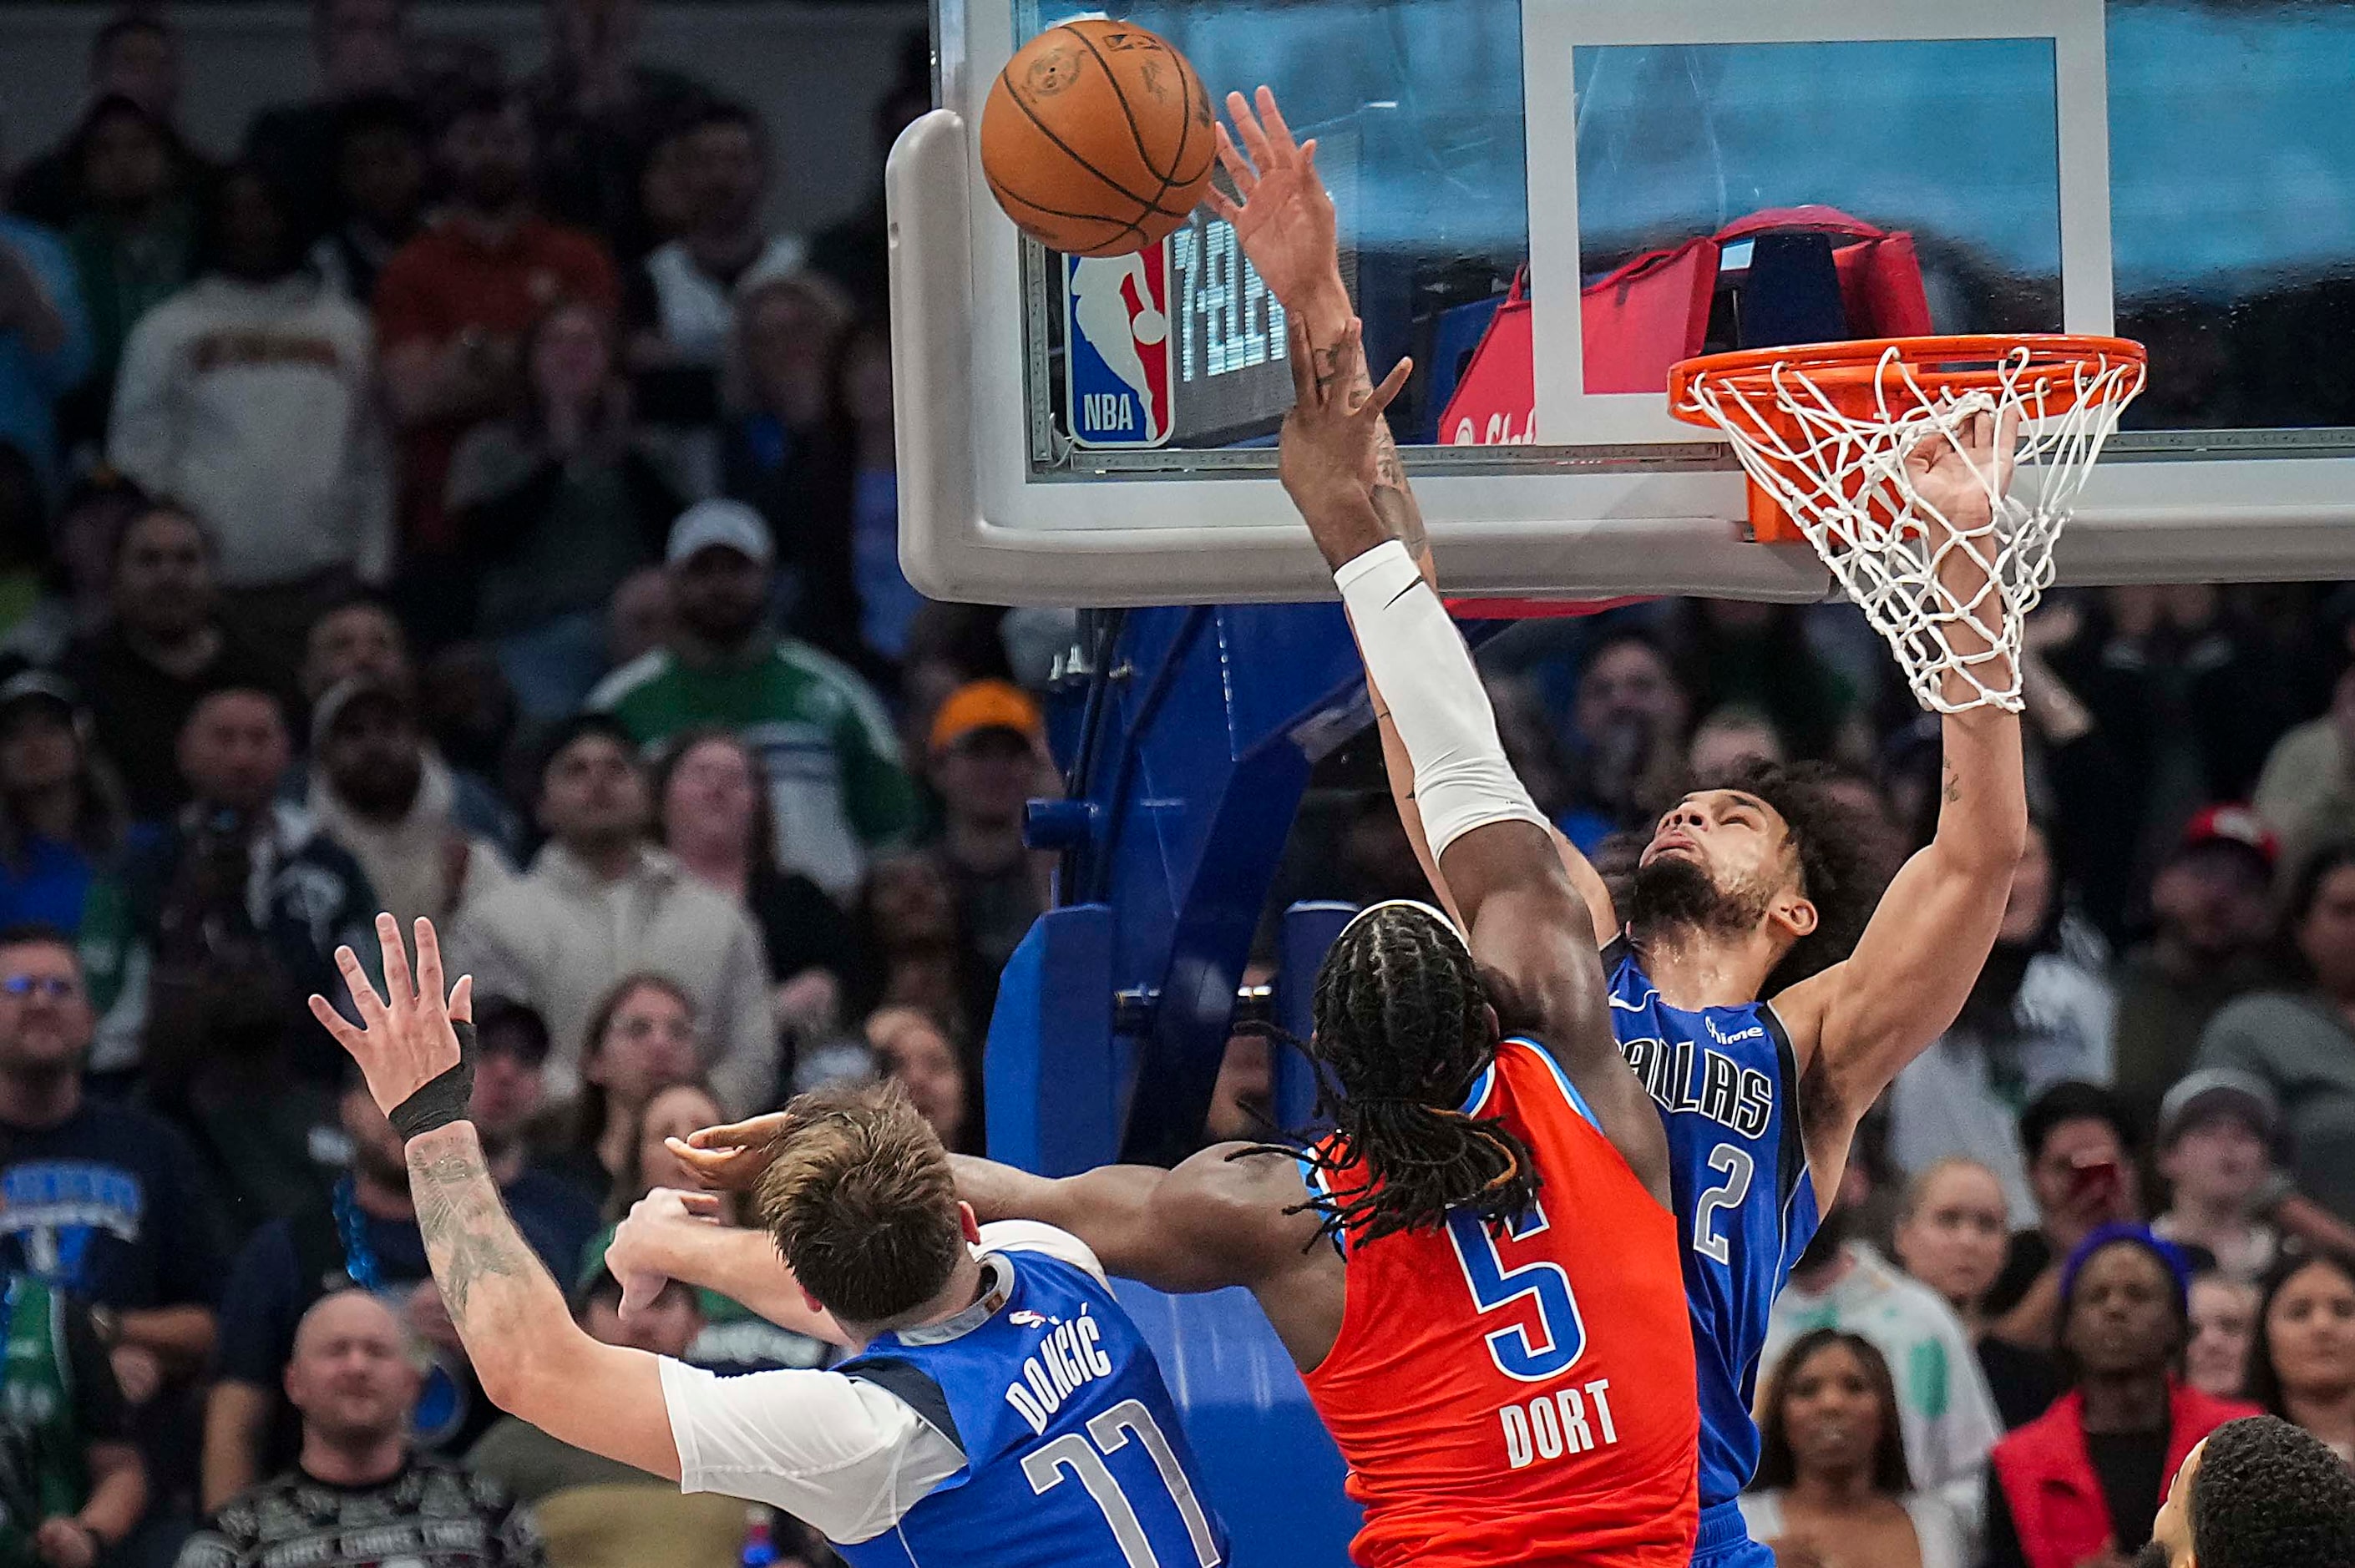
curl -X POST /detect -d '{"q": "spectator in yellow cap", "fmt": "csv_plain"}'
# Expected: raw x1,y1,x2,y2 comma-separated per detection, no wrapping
908,680,1054,1141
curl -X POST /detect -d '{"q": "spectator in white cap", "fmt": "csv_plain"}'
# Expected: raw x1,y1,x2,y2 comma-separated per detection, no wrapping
588,498,914,898
2151,1070,2282,1284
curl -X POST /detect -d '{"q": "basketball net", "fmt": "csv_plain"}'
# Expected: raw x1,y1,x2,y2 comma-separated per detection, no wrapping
1674,337,2146,714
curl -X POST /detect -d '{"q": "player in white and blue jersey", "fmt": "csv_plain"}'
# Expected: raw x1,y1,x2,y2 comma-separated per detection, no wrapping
1371,409,2031,1565
314,917,1227,1568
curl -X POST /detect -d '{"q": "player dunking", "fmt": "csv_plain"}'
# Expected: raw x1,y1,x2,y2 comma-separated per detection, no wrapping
1210,88,2030,1568
661,330,1703,1563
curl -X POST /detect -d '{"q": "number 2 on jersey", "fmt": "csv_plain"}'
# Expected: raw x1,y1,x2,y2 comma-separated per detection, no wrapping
1446,1198,1588,1381
1694,1144,1755,1265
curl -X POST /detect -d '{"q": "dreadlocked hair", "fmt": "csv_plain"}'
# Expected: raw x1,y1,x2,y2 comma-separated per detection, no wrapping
1248,903,1542,1247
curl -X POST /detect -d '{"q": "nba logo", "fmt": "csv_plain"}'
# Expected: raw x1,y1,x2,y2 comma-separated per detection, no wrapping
1065,244,1174,448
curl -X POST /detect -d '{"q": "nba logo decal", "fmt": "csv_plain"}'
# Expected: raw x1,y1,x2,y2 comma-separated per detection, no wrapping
1065,244,1174,448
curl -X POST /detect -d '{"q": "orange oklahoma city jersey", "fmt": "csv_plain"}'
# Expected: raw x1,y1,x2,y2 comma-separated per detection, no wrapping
1300,1035,1699,1567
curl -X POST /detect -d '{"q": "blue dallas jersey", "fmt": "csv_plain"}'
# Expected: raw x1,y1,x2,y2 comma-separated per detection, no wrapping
1603,938,1821,1560
833,1246,1229,1568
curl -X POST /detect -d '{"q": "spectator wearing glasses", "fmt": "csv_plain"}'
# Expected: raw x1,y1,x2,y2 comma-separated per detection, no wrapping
0,925,225,1555
534,974,700,1203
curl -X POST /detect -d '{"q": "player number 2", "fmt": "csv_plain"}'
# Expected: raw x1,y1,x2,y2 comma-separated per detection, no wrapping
1022,1398,1223,1568
1694,1144,1755,1266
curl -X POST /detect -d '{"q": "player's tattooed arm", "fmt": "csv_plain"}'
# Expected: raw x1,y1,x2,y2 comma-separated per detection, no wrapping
408,1124,556,1346
314,917,681,1481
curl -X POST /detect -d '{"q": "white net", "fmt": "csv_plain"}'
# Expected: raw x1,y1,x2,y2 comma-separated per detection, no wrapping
1679,340,2145,714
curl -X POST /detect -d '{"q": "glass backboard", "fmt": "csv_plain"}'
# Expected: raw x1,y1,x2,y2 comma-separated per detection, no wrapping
894,0,2355,605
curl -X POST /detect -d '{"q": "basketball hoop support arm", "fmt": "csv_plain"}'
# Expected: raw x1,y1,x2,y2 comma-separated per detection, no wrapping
981,602,1509,1172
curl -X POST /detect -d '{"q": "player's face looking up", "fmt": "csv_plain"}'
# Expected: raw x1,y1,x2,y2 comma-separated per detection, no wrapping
1630,789,1815,943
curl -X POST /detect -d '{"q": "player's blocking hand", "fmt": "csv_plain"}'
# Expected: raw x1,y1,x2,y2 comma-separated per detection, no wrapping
309,914,469,1120
1208,85,1344,319
667,1111,795,1192
1279,316,1411,567
608,1187,727,1318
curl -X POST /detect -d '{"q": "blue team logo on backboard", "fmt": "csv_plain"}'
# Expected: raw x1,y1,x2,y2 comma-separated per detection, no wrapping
1065,244,1174,448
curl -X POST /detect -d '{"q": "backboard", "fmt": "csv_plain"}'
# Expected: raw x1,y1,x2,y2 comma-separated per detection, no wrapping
894,0,2355,606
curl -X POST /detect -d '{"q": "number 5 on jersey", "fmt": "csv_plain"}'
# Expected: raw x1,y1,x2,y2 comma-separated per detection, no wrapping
1447,1200,1588,1381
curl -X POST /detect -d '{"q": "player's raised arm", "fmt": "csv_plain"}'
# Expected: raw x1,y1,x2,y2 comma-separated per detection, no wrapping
310,916,683,1481
1215,88,1619,942
1775,410,2031,1183
1280,319,1666,1201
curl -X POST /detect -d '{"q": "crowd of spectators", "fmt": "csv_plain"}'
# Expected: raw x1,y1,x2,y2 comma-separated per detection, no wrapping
0,5,2352,1568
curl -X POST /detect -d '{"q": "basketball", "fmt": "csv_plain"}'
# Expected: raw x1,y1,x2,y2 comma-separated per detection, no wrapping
980,19,1218,258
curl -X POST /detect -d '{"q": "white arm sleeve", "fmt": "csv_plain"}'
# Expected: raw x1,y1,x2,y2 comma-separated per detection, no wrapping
658,1359,965,1544
1334,540,1549,859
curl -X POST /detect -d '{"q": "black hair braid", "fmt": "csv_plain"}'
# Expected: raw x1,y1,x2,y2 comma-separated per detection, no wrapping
1243,906,1542,1247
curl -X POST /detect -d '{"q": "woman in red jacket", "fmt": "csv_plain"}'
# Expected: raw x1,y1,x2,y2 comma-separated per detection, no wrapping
1986,1226,2261,1568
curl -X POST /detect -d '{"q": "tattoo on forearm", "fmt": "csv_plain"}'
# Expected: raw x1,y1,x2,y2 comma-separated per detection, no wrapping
1942,758,1962,805
408,1134,539,1332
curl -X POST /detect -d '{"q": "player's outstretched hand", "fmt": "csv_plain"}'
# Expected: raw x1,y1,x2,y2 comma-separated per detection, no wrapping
1280,315,1411,569
1905,403,2021,532
608,1186,727,1318
310,914,469,1120
666,1111,794,1191
1208,86,1343,317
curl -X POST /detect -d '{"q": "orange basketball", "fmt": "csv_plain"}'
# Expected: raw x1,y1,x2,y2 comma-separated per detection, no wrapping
980,19,1218,258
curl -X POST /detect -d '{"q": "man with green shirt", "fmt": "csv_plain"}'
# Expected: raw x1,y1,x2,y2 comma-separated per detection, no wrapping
589,500,914,898
0,1270,148,1568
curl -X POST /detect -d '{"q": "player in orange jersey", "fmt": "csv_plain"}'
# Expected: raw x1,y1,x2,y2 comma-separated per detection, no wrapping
652,320,1701,1566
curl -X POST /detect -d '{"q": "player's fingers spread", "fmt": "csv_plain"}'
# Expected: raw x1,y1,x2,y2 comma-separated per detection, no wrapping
307,993,363,1051
375,912,413,1006
413,918,445,1010
1231,89,1279,170
336,946,389,1023
448,974,474,1028
1257,86,1299,159
1213,122,1255,194
1204,185,1238,224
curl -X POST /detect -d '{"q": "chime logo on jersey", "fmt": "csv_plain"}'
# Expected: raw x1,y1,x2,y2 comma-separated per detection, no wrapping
1065,243,1174,448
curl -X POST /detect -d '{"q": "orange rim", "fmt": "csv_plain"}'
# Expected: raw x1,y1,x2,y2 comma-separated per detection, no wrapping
1667,333,2147,427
